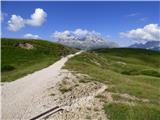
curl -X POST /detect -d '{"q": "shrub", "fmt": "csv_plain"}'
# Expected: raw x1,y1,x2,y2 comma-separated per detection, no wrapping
2,65,15,72
141,69,160,77
59,85,72,94
121,69,140,75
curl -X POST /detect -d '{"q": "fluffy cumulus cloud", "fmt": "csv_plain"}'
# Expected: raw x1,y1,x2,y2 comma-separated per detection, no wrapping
8,15,25,31
24,33,40,39
8,8,47,31
52,29,118,50
26,8,47,26
120,24,160,42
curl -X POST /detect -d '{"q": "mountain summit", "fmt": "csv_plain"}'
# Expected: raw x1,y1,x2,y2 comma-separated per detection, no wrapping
52,29,118,50
129,41,160,51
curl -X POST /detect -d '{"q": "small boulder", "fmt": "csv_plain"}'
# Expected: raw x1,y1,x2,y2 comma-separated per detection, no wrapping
15,43,34,49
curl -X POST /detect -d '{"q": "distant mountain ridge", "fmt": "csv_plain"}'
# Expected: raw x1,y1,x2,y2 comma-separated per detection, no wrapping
129,41,160,51
57,38,118,50
53,29,118,50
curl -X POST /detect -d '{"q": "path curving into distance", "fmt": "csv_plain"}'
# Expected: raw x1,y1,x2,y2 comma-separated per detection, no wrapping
1,51,82,120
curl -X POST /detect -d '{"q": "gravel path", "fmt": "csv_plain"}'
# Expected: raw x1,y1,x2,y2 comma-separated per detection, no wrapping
1,51,82,120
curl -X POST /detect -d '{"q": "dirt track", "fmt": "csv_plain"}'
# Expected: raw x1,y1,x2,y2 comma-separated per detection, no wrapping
1,51,82,120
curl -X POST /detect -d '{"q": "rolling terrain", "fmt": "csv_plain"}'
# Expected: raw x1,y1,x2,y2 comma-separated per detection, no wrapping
64,48,160,120
129,41,160,51
1,38,77,82
2,51,82,119
1,38,160,120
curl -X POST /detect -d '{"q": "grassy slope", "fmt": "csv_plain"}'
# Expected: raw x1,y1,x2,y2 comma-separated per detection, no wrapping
64,48,160,120
1,38,77,82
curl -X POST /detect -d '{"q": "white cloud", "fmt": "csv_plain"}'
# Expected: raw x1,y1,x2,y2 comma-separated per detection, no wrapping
24,33,40,39
52,29,118,50
8,8,47,31
120,24,160,42
8,15,25,31
127,13,139,17
52,29,103,42
26,8,47,26
53,30,74,40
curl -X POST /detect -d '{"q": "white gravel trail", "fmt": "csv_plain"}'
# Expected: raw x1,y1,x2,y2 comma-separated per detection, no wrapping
1,51,82,120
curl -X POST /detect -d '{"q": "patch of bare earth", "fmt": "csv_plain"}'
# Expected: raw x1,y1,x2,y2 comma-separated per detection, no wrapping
15,43,34,49
28,69,149,120
41,73,150,120
35,70,109,120
95,90,150,107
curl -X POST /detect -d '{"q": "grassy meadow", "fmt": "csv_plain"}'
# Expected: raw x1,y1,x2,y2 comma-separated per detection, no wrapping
64,48,160,120
1,38,76,82
1,38,160,119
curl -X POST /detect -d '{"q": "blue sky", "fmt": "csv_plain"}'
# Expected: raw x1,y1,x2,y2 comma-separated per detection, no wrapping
1,1,160,46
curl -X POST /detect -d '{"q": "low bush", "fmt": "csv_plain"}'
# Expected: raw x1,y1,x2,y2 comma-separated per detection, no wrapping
2,65,15,72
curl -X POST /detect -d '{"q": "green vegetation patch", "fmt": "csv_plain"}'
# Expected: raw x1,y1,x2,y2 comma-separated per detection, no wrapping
1,65,15,72
64,48,160,119
104,103,160,120
1,38,76,82
59,84,72,94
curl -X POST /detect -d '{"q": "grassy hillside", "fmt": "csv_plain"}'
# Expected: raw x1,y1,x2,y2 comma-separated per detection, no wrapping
64,48,160,120
1,38,77,82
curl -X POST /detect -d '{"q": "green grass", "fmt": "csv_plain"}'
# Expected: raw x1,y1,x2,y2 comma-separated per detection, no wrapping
1,38,77,82
64,48,160,119
59,85,72,94
2,39,160,119
104,103,160,120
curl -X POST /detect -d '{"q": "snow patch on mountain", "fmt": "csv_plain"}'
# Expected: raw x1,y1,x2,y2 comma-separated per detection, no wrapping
129,41,160,51
52,29,118,50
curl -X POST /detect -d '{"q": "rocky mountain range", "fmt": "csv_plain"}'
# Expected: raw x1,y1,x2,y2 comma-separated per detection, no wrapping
129,41,160,51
